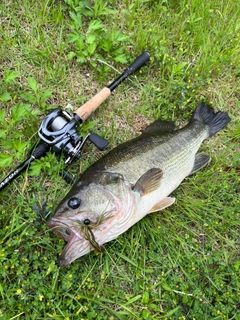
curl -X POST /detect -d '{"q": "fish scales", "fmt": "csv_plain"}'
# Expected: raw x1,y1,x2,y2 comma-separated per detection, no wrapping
84,121,206,188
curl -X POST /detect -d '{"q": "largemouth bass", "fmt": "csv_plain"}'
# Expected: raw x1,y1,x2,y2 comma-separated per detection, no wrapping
48,103,231,266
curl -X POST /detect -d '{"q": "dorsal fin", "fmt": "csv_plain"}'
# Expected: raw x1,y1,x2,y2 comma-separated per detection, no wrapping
142,120,175,134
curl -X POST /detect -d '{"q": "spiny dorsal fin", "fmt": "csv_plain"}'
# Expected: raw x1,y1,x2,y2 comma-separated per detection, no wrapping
133,168,163,196
189,152,211,175
148,197,175,213
142,120,175,134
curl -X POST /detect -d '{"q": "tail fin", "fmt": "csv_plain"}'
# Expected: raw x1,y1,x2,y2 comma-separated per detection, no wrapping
192,102,231,137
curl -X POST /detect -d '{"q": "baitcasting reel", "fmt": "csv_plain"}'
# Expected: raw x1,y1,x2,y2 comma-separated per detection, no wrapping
0,51,150,192
38,108,108,164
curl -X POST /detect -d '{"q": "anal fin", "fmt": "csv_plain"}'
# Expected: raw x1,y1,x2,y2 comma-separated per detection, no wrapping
189,152,211,175
148,197,175,213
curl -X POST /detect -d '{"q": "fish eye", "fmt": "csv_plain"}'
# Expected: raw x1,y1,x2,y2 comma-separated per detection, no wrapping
68,197,81,209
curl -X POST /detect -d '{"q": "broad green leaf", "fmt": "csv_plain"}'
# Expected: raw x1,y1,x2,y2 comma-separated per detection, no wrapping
100,38,112,52
114,54,128,64
4,70,19,83
88,20,104,31
0,283,4,299
0,153,13,167
41,89,52,101
142,292,149,304
113,47,125,56
0,91,11,102
142,309,150,319
76,7,93,17
29,161,42,176
11,103,31,123
76,38,84,50
67,51,76,60
76,55,86,63
0,129,7,138
113,31,129,43
234,260,240,271
1,135,28,152
20,93,37,104
116,34,129,42
69,11,82,28
162,283,172,291
75,0,92,16
27,77,39,93
87,43,97,55
171,62,188,74
86,34,97,44
45,260,56,276
12,140,29,153
67,30,81,43
0,109,6,122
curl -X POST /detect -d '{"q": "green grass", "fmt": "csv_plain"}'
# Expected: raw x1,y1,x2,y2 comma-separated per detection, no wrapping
0,0,239,319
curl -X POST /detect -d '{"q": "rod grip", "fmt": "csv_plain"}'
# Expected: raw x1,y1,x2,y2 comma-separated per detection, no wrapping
74,87,111,122
127,51,150,74
107,51,150,92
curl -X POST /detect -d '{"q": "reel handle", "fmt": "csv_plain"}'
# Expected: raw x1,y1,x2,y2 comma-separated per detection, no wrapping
75,51,150,122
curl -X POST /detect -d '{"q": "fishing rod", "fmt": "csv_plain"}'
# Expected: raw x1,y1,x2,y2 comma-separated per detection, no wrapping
0,51,150,192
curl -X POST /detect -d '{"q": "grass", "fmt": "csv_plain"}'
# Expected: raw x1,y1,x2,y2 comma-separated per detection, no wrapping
0,0,239,319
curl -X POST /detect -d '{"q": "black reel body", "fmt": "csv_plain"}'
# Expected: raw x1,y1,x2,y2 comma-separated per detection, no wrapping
38,108,108,164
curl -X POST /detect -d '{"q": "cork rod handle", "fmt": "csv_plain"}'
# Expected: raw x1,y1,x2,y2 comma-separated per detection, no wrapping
75,87,111,122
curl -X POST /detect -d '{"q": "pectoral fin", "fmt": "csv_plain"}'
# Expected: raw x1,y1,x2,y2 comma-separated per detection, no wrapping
189,152,211,175
148,197,175,213
133,168,163,196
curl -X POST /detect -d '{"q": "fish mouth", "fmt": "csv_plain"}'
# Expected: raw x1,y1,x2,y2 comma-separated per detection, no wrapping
58,231,81,267
58,231,92,267
47,220,72,242
47,218,94,266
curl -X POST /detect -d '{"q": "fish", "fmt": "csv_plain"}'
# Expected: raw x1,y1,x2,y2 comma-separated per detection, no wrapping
47,102,231,266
